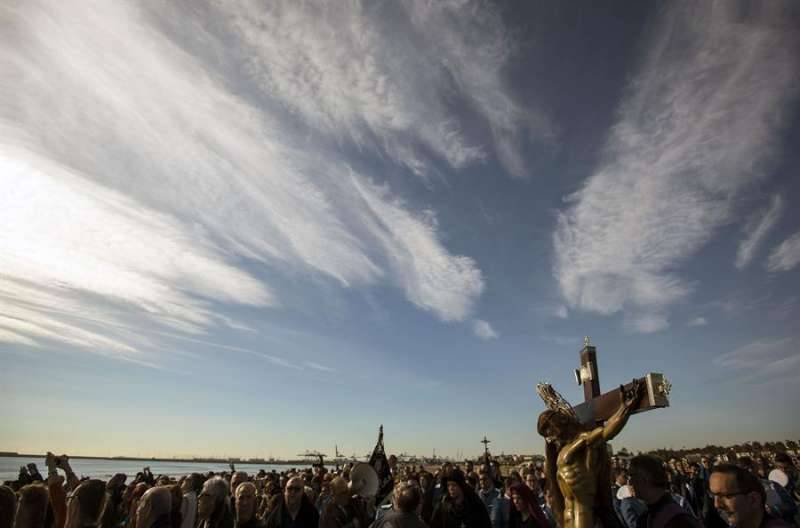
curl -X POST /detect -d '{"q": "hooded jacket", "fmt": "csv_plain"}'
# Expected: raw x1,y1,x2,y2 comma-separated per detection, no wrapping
430,470,492,528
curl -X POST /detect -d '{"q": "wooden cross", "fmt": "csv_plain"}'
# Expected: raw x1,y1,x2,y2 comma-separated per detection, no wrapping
573,337,671,425
481,435,491,455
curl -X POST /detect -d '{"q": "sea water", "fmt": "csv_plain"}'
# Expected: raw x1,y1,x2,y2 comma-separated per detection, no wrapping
0,456,308,482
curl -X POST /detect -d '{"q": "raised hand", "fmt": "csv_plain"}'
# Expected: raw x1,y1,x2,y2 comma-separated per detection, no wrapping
620,379,644,410
107,473,127,490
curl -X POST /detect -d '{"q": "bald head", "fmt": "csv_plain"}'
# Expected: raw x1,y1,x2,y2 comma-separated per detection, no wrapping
284,477,305,509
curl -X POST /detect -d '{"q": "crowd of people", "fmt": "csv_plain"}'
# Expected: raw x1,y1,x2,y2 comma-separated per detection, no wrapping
1,449,798,528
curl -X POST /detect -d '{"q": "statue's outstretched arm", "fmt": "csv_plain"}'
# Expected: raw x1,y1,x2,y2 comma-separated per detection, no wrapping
585,379,644,446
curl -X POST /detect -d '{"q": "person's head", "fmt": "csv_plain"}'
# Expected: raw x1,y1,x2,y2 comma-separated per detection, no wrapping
197,477,229,521
506,471,522,490
229,473,248,495
284,477,304,510
613,468,628,487
774,453,796,477
234,482,256,524
135,487,172,528
419,472,433,492
0,485,16,528
127,482,149,525
537,410,581,444
329,477,349,508
628,455,668,505
446,470,467,504
182,474,204,495
508,483,537,518
392,482,421,514
544,487,554,510
67,479,107,528
478,473,493,492
524,472,538,493
15,484,49,528
710,465,765,528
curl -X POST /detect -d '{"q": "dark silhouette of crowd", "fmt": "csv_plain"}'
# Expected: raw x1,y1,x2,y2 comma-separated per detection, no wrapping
1,449,798,528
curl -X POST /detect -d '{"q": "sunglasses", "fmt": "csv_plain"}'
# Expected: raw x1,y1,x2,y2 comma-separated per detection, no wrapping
286,486,303,492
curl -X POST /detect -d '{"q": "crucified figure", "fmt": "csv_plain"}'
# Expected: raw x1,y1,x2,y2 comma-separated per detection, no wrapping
537,380,644,528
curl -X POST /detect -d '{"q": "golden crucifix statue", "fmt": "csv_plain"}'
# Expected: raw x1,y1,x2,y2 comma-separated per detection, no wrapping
535,339,671,528
537,381,642,528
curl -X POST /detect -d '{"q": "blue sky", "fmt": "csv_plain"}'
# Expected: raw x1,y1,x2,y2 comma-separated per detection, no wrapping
2,1,800,460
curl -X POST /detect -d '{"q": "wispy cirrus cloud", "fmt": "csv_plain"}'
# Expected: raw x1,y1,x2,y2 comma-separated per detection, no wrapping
767,231,800,272
305,362,336,373
688,317,708,327
0,0,489,362
212,0,548,178
714,337,800,382
553,1,800,333
736,195,784,269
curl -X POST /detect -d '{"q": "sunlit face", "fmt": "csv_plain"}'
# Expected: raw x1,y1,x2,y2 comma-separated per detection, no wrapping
709,473,759,527
236,485,256,523
525,474,538,492
284,478,304,508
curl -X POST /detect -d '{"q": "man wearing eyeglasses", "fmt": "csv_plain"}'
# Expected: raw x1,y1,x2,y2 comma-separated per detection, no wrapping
264,476,319,528
709,465,793,528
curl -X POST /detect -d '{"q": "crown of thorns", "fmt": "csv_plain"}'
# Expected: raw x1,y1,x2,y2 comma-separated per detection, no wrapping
536,382,577,419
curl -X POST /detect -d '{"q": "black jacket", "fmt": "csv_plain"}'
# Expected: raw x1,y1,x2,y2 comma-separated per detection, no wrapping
264,496,319,528
430,495,491,528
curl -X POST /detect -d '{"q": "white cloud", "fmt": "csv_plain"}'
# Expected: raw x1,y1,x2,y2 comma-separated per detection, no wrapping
472,319,498,340
688,317,708,327
624,312,670,334
350,178,484,322
0,0,486,361
767,231,800,272
554,305,569,319
714,337,800,381
305,362,336,373
736,195,784,269
0,328,39,348
553,1,799,332
214,0,549,178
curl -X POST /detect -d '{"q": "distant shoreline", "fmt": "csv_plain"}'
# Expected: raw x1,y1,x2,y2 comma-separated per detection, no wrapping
0,453,309,466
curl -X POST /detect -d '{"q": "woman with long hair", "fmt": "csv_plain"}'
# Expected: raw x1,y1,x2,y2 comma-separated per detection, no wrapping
508,483,549,528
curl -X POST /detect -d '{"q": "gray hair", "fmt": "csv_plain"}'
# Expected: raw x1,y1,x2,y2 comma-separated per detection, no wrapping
136,487,172,528
201,477,230,501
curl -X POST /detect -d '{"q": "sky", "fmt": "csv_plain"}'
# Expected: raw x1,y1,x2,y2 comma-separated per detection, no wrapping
2,0,800,460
